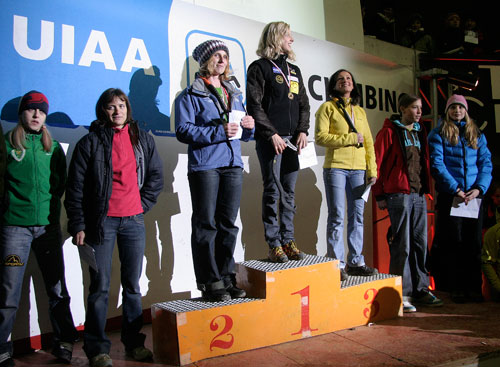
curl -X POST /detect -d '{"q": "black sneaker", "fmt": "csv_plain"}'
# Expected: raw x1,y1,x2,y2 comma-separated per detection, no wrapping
226,284,246,298
52,342,73,363
0,354,14,367
340,269,348,281
346,264,379,276
202,288,231,302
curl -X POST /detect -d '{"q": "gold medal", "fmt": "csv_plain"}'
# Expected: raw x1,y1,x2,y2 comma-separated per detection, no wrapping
288,92,294,100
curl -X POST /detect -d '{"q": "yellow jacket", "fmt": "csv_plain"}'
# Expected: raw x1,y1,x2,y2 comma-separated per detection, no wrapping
315,98,377,178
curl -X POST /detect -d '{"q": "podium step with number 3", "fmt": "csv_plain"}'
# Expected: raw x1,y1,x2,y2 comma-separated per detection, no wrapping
151,255,402,365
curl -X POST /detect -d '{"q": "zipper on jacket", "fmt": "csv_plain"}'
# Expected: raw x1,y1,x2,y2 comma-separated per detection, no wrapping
461,136,468,190
32,135,40,221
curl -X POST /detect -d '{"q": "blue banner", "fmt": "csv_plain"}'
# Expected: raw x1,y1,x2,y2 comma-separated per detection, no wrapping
0,0,173,135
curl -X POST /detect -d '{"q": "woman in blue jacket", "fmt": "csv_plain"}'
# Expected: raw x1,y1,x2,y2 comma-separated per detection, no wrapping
428,94,492,303
175,39,254,302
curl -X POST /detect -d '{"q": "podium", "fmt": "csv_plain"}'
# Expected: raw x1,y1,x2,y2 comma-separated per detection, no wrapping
151,255,402,365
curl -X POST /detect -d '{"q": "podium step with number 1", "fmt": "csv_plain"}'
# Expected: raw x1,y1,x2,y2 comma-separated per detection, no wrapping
151,255,402,365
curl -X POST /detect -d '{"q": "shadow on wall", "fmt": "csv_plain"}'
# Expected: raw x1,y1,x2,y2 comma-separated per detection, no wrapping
129,66,172,135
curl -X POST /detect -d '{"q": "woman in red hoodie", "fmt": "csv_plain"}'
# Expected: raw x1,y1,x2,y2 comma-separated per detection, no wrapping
373,93,443,313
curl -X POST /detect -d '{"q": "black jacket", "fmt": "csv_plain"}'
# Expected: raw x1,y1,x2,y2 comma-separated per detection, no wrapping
65,120,163,245
246,55,310,141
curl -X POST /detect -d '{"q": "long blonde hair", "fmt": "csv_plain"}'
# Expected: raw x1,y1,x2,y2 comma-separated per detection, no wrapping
256,21,296,61
9,121,53,152
441,110,479,149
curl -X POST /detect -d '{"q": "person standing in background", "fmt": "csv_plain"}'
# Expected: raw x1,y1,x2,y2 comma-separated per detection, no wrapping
0,91,78,367
373,93,443,312
65,88,163,367
246,21,310,263
428,94,492,303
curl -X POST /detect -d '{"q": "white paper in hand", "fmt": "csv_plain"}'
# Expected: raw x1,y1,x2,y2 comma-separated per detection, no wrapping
298,142,318,169
361,182,374,202
228,110,245,140
450,197,481,218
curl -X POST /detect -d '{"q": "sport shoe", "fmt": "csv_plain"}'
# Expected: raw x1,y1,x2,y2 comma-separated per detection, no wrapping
268,246,289,263
226,284,246,298
90,353,113,367
340,268,348,281
52,341,73,363
413,290,443,307
403,299,417,313
126,346,153,361
202,288,231,302
282,241,305,260
0,352,14,367
346,264,379,276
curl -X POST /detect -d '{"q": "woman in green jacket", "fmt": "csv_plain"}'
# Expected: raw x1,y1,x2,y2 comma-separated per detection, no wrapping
0,91,77,367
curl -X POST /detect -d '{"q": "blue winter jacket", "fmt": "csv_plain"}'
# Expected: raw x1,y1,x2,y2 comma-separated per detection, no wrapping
428,120,492,195
175,77,254,172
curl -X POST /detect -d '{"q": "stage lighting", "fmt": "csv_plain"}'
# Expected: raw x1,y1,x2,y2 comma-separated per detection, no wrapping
446,72,479,91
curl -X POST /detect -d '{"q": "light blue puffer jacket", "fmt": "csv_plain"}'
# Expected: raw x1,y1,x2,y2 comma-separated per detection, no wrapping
428,120,492,195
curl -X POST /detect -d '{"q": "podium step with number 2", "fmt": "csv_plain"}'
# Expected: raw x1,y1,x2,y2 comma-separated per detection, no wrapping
151,255,402,365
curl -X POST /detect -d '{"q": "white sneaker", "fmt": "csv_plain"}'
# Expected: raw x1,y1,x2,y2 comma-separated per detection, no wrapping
403,300,417,313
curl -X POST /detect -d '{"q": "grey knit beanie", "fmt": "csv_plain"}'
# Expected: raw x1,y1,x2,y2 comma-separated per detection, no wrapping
192,39,229,65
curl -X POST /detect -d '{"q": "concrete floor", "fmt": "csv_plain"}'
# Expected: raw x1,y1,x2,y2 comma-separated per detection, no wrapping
9,291,500,367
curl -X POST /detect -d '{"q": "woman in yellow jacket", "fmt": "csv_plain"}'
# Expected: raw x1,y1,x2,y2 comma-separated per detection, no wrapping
315,69,378,280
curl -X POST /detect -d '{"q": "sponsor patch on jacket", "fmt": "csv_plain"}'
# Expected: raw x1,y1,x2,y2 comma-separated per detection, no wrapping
290,68,297,75
272,67,281,74
4,254,24,267
275,75,284,84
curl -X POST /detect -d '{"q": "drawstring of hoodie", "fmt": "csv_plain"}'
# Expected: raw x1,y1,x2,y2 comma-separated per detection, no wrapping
393,119,421,149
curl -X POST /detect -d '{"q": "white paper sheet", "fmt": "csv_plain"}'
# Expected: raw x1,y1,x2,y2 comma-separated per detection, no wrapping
450,197,482,218
228,110,245,140
361,181,375,202
298,142,318,169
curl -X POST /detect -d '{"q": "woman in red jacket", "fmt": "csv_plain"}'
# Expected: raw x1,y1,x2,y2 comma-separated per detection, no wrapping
373,93,443,312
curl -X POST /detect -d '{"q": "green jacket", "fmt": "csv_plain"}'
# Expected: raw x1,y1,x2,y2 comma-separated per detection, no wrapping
0,124,6,201
3,132,66,226
482,209,500,292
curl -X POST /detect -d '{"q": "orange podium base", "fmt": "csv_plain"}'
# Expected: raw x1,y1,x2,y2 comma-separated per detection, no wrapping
151,255,402,365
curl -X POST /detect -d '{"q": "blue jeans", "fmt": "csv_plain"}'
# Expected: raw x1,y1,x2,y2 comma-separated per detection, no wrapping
256,137,299,248
83,214,146,358
188,167,242,290
323,168,366,268
0,224,78,355
386,193,429,297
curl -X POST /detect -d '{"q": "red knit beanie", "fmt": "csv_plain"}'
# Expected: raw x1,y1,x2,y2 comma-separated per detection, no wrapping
18,90,49,115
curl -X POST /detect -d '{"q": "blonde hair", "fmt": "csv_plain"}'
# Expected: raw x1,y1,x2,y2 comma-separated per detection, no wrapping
256,21,296,61
9,120,53,152
441,110,479,149
199,54,230,80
